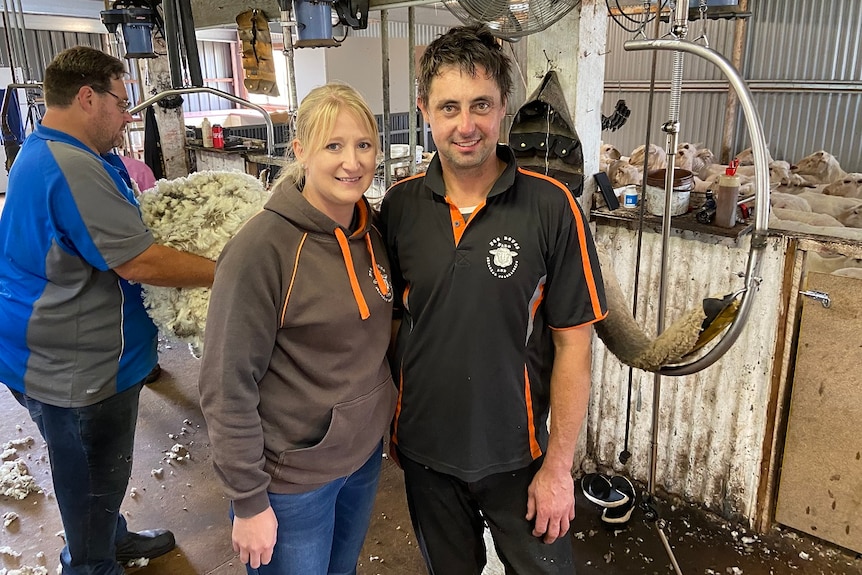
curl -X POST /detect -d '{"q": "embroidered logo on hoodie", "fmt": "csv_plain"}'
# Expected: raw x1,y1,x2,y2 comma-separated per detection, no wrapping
370,265,393,302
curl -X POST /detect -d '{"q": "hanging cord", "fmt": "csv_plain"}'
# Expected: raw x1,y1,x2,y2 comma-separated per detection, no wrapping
606,0,667,34
619,0,661,467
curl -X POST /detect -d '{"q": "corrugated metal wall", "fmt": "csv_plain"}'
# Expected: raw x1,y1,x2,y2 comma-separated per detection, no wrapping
737,0,862,169
181,40,236,113
602,13,737,156
602,0,862,171
586,225,789,523
0,27,106,76
0,27,236,114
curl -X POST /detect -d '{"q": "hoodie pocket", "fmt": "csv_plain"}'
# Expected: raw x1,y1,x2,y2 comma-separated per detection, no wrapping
272,377,397,486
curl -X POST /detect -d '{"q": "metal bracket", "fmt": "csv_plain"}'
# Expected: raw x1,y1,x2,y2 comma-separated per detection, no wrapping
799,290,831,308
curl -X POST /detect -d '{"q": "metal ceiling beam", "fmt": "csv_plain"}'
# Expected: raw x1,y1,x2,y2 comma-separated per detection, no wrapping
189,0,439,29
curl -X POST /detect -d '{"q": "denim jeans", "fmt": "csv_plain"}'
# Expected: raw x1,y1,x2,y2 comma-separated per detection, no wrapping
14,384,142,575
241,442,383,575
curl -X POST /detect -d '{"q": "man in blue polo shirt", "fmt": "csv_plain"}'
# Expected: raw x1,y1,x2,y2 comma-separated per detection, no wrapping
0,46,215,574
380,25,608,574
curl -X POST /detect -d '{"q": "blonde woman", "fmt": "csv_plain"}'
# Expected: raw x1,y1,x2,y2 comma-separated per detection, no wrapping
199,82,396,574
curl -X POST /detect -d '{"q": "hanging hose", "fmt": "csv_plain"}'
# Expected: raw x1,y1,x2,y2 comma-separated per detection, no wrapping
620,1,663,466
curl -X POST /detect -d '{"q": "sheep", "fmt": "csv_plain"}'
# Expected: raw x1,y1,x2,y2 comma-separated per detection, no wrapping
701,161,791,186
773,177,824,195
606,158,642,187
791,150,847,184
700,162,757,182
769,219,861,241
822,173,862,199
734,146,774,166
805,252,862,274
831,267,862,279
770,191,811,212
771,208,844,227
675,143,716,179
600,142,622,173
836,205,862,228
629,144,667,173
693,175,713,193
769,160,793,184
797,191,862,219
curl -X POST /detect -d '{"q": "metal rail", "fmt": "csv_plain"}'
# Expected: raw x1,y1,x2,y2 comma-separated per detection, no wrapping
624,37,770,376
129,87,277,162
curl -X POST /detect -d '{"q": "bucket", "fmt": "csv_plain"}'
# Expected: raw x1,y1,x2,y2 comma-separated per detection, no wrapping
645,168,694,216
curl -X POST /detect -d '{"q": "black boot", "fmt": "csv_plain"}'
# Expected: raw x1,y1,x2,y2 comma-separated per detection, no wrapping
115,529,176,562
143,363,162,384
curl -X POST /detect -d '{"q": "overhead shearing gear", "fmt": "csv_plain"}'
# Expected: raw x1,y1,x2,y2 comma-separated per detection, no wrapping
237,9,279,96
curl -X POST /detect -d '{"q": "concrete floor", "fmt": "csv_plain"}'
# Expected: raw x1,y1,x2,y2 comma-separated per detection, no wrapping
3,340,862,575
0,339,423,575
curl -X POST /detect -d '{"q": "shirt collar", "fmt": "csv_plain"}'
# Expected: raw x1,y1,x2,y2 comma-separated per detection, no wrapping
424,144,518,199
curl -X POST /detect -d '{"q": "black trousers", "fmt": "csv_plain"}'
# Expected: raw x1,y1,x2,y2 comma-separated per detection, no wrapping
399,450,576,575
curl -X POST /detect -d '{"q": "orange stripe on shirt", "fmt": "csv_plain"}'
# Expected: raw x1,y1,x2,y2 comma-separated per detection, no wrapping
518,168,605,320
445,197,467,246
524,365,543,459
391,366,405,446
280,233,308,327
531,283,545,320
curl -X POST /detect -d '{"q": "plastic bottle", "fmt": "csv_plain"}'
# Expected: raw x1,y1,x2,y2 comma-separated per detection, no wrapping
715,159,740,228
201,118,213,148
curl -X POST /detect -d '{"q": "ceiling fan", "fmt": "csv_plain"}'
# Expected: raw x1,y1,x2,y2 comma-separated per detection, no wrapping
443,0,581,40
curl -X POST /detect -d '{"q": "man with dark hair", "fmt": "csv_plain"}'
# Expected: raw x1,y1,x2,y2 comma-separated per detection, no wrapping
0,46,215,574
380,24,607,574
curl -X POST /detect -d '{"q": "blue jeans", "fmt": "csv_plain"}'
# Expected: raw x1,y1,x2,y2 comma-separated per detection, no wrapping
13,384,141,575
240,442,383,575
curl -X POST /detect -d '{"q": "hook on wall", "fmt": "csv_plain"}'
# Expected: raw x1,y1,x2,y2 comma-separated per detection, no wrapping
542,50,558,74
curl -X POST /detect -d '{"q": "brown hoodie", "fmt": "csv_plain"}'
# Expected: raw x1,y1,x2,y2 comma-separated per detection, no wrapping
199,182,396,518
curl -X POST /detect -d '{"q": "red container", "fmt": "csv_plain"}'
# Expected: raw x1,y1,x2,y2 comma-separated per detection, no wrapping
212,124,224,149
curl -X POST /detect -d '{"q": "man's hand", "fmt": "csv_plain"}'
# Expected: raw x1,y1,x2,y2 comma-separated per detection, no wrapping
232,506,278,568
525,463,575,544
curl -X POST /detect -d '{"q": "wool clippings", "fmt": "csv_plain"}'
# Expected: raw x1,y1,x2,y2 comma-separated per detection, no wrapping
0,568,50,575
2,511,19,528
0,459,41,500
138,171,270,352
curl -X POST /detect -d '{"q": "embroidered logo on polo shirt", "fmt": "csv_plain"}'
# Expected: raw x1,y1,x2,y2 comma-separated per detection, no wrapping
369,265,394,302
487,236,520,279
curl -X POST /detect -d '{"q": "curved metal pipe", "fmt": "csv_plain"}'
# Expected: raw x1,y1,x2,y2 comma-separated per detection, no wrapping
129,87,277,162
1,82,42,133
624,38,770,376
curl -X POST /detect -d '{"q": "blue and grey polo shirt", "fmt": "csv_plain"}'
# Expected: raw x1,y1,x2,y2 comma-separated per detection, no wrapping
0,124,157,408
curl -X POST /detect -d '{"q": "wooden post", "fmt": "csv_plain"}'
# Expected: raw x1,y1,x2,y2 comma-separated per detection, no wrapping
144,37,190,179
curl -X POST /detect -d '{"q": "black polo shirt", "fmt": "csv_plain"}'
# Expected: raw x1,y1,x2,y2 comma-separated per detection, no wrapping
380,145,607,482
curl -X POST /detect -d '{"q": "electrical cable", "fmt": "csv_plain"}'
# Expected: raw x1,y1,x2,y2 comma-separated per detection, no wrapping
614,0,646,24
333,28,349,43
619,0,662,467
606,0,669,34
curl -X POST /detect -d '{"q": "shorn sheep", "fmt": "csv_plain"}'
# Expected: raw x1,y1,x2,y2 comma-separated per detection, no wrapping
822,173,862,199
791,150,847,184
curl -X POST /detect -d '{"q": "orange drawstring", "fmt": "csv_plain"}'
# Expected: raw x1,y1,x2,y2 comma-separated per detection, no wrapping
365,234,389,297
335,228,371,320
